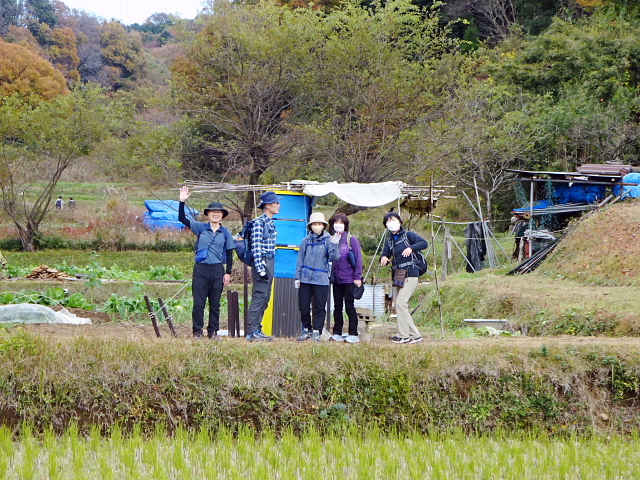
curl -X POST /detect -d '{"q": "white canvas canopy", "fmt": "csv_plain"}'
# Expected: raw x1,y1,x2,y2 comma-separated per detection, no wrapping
183,180,455,212
297,181,404,207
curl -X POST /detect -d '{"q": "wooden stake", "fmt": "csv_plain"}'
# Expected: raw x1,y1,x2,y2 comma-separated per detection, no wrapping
158,298,178,338
144,295,162,338
430,178,445,340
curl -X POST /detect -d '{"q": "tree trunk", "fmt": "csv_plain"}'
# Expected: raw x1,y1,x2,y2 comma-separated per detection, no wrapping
333,203,370,216
483,189,493,223
242,163,269,218
17,228,36,252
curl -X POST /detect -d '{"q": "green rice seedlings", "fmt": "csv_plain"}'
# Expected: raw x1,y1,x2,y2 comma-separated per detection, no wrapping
0,425,13,480
170,426,191,479
188,426,213,476
65,423,87,480
44,427,62,480
378,434,400,479
208,427,235,476
16,424,37,480
141,433,160,475
120,437,141,480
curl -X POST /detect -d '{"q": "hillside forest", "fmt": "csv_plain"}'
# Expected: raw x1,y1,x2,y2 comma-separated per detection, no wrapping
2,0,640,250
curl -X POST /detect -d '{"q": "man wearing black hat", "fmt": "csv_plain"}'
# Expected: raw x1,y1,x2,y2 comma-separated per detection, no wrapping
179,186,234,339
246,191,280,341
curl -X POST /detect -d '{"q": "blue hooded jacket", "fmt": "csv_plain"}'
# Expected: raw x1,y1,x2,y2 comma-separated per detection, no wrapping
296,230,340,285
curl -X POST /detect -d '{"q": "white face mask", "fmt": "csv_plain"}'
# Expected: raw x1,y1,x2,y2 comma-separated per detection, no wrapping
311,224,324,235
386,220,401,232
333,223,345,233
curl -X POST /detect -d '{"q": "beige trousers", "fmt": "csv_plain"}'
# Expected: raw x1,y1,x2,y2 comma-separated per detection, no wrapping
392,276,421,338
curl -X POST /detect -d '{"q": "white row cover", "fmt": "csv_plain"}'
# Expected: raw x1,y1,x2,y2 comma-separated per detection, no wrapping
0,304,92,325
299,181,405,207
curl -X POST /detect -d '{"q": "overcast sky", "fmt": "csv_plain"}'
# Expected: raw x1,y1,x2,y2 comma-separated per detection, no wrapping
61,0,206,25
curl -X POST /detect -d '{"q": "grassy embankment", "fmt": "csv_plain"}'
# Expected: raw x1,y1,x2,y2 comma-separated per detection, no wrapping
1,330,640,436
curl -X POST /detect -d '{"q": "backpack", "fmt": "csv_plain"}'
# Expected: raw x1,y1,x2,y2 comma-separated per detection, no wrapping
388,231,428,276
412,249,428,276
235,219,255,266
346,233,360,268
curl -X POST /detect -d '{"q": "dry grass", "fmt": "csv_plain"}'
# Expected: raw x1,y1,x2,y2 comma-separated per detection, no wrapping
538,200,640,286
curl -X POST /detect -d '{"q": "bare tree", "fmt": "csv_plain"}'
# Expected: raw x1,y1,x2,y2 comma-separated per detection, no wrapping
0,87,131,250
445,0,516,40
172,1,319,216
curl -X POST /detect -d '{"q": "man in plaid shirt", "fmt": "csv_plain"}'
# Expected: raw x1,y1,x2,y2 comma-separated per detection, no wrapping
246,191,280,341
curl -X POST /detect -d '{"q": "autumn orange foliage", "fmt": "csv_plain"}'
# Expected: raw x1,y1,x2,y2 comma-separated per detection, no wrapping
0,40,68,100
576,0,605,7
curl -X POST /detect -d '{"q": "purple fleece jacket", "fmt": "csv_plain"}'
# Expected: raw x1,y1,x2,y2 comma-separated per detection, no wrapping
332,233,363,284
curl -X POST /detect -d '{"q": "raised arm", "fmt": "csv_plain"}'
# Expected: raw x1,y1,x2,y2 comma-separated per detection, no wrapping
178,186,192,229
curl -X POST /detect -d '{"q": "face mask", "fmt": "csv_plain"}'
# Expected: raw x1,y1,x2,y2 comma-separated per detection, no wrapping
386,220,401,232
333,223,345,233
311,224,324,235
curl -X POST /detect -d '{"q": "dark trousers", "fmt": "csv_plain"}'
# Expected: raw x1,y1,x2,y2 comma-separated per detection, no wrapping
298,283,330,332
332,283,358,336
248,257,275,334
192,263,225,336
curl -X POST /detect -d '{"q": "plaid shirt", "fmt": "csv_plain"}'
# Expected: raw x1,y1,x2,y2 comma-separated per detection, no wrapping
251,213,277,274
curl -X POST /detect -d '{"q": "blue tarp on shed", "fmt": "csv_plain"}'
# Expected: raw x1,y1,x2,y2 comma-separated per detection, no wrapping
553,185,605,204
613,173,640,199
142,200,198,231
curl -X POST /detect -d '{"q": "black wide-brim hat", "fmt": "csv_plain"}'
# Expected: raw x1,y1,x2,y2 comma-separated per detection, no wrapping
203,202,229,218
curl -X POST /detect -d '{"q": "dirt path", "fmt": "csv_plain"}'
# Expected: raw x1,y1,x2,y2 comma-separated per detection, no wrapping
14,320,640,349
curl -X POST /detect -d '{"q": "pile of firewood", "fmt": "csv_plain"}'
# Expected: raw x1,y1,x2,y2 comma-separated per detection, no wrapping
26,265,75,280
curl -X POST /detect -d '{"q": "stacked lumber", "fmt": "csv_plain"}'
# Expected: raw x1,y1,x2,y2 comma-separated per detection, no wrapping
26,265,75,280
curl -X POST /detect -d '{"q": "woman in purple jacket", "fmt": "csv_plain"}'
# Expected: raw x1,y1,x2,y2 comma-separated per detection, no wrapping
329,214,363,343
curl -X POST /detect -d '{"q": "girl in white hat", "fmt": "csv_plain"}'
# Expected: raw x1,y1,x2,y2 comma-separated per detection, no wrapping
295,212,340,342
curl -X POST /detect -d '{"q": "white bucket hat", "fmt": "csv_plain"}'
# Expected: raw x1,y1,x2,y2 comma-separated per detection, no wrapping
307,212,329,228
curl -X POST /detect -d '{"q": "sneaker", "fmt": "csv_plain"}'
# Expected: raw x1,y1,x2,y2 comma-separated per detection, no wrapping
345,335,359,344
310,331,321,343
246,332,271,342
330,334,345,342
254,330,274,341
390,335,402,342
408,336,423,344
297,330,312,341
193,334,204,340
392,337,411,344
208,331,219,339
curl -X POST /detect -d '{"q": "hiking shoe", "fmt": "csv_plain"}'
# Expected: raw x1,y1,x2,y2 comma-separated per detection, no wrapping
408,336,423,344
254,330,273,341
392,337,411,344
330,334,344,342
310,331,321,343
297,330,313,341
345,335,359,344
246,332,271,342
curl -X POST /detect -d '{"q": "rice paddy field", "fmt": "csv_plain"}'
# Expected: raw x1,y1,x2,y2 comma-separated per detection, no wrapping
1,426,638,480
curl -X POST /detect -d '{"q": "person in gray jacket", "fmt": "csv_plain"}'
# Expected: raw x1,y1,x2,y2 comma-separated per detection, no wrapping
295,212,340,342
